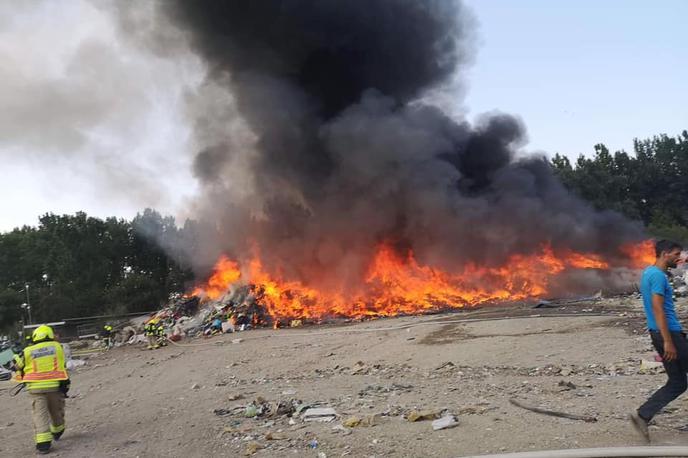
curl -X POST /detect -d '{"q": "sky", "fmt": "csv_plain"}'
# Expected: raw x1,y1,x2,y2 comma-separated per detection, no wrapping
464,0,688,156
1,0,686,232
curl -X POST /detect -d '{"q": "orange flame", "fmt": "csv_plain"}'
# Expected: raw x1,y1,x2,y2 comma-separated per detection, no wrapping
192,255,241,299
562,250,609,269
620,240,655,268
189,240,642,322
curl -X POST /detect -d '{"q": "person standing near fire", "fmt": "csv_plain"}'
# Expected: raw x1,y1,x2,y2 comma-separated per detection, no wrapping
13,324,70,454
144,319,159,350
631,239,685,441
102,323,113,349
155,322,167,347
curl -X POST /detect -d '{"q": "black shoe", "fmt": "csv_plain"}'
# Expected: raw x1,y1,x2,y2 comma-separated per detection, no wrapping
36,441,51,454
52,431,63,441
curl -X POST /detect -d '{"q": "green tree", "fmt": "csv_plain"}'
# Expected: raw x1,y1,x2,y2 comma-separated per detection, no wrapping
551,130,688,241
0,210,196,333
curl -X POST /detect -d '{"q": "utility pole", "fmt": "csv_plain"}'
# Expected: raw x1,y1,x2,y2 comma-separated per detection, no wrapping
24,283,31,325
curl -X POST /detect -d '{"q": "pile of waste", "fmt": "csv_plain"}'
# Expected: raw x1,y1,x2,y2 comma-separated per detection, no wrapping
166,285,270,338
671,264,688,296
118,284,292,347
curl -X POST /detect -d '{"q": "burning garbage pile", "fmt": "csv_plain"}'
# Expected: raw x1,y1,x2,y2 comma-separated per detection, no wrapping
188,241,657,325
138,284,273,344
130,239,657,344
123,1,668,342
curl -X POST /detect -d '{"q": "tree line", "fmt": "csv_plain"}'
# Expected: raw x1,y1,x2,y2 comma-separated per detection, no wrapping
1,130,686,332
551,131,688,243
0,209,196,333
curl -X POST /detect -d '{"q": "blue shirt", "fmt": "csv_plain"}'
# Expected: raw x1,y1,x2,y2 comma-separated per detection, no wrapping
641,265,681,332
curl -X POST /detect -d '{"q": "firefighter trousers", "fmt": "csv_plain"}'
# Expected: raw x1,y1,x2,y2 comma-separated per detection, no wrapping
30,390,65,444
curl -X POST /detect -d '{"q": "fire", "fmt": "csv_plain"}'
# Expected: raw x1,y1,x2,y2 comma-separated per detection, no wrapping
620,240,655,268
191,255,241,299
562,250,609,269
189,240,646,322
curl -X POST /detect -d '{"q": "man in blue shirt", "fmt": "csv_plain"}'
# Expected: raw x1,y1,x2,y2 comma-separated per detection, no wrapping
631,239,684,442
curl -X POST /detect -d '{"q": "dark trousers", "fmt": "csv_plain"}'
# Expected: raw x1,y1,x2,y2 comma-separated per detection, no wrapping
638,331,688,420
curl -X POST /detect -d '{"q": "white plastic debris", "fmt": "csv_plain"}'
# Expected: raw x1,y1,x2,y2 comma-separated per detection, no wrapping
432,414,459,431
302,407,337,422
127,334,148,345
640,360,664,372
66,359,86,370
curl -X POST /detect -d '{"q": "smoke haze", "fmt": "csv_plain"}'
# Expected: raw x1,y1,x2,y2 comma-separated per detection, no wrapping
152,0,645,294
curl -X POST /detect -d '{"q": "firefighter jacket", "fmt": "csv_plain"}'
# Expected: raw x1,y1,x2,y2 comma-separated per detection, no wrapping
15,341,69,392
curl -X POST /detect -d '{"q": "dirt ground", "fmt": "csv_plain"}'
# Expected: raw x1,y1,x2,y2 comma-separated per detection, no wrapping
3,296,688,458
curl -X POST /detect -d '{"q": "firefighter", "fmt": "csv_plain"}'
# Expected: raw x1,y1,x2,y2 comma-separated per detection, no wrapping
102,324,113,349
144,319,159,350
13,325,69,454
156,322,167,347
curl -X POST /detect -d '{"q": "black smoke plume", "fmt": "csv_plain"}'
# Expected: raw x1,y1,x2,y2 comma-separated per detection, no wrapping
159,0,644,294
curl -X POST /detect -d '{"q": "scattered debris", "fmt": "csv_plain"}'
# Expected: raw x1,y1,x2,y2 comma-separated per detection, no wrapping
265,432,287,441
557,380,577,391
432,414,459,431
351,361,367,375
406,410,442,422
343,414,380,428
127,334,148,345
66,340,89,350
118,326,137,343
509,399,597,423
533,292,603,309
358,383,413,397
640,359,664,373
245,405,258,418
534,300,555,309
457,404,494,415
303,407,337,422
294,403,309,416
244,441,262,456
435,361,455,371
66,359,86,370
343,416,361,428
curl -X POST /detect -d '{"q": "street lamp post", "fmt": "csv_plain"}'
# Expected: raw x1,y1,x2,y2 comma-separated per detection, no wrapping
25,283,31,325
21,303,32,325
